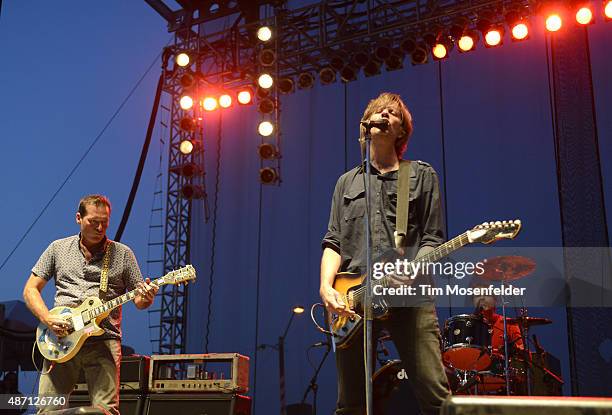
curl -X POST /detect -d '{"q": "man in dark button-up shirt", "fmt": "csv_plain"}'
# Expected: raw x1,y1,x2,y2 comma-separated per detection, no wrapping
319,92,450,415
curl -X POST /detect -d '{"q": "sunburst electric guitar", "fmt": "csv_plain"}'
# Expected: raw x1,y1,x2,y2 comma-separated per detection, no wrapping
36,265,196,363
331,220,522,350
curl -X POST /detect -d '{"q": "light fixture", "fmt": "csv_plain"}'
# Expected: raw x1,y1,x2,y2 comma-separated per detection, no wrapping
237,89,253,105
181,184,205,199
506,9,530,41
340,65,358,82
484,27,504,47
351,50,370,68
179,117,196,132
257,26,273,42
258,121,274,136
179,139,196,155
257,143,280,160
278,78,295,94
219,94,232,108
385,52,404,71
180,95,194,110
259,49,276,66
176,53,190,67
458,32,477,52
179,73,195,88
297,72,315,89
257,97,275,114
202,97,218,111
292,305,305,314
258,73,274,89
605,1,612,19
410,43,428,65
363,59,381,77
374,44,392,62
575,4,594,25
546,13,563,32
432,42,449,60
319,67,336,84
259,167,279,185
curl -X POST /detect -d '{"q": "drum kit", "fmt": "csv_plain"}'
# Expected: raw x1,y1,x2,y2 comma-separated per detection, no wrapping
439,256,561,396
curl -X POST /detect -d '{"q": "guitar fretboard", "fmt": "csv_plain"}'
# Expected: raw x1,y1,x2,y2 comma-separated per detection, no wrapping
90,277,165,318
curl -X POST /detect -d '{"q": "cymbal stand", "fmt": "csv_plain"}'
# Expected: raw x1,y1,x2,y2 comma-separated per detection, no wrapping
500,275,511,395
517,307,533,396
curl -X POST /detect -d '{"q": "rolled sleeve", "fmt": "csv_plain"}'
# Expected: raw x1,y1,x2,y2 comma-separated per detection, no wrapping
32,242,56,281
322,179,343,254
418,167,445,249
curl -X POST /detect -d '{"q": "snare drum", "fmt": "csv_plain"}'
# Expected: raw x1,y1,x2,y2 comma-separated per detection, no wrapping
443,314,492,371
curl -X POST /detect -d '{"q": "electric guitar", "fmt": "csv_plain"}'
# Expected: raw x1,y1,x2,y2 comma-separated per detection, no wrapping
36,265,196,363
330,220,522,350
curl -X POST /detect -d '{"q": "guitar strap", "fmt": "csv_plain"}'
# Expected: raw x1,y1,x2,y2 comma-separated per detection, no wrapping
99,241,112,294
394,160,411,249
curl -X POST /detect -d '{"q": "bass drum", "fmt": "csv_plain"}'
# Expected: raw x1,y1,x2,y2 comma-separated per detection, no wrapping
442,314,492,371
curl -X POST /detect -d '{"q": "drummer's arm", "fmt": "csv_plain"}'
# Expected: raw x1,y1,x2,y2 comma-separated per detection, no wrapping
511,325,525,350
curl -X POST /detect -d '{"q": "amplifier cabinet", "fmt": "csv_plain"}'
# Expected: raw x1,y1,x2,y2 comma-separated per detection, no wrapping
144,393,251,415
69,392,144,415
74,354,150,394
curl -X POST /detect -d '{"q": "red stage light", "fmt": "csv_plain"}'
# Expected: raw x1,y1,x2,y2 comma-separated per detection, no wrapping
606,1,612,19
180,140,195,155
219,94,232,108
546,13,563,32
484,29,502,47
180,95,194,110
511,23,529,40
576,6,594,25
237,90,253,105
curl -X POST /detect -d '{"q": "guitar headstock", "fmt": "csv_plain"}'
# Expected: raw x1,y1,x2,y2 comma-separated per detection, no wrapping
467,220,522,244
159,265,196,286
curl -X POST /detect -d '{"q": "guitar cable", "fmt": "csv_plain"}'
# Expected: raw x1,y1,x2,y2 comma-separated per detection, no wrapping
32,339,55,376
310,303,336,337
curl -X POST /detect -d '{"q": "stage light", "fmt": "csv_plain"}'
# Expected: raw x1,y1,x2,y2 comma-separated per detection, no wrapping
278,77,294,94
179,117,196,132
259,49,276,66
171,162,203,177
180,73,195,88
330,53,347,71
546,14,563,32
432,43,448,60
257,26,272,42
257,97,275,114
259,167,279,185
258,73,273,89
423,25,443,47
297,72,315,89
176,53,190,67
511,23,529,40
385,53,404,71
202,97,218,111
219,94,232,108
258,121,274,136
319,67,336,85
410,43,428,65
374,44,392,61
292,305,305,314
484,28,503,47
400,36,417,54
181,184,204,199
606,1,612,19
363,59,381,77
180,95,194,110
458,34,476,52
237,89,253,105
257,143,280,160
180,140,195,155
256,86,270,100
340,65,358,82
576,5,594,25
449,17,470,40
352,50,369,67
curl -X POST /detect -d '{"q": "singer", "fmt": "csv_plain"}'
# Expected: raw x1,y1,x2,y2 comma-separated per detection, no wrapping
319,92,451,415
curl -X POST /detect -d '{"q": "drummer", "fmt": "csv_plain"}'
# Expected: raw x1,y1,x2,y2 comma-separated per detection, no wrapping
472,286,524,354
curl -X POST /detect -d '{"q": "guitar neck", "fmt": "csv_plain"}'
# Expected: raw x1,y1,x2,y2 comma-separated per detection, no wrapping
90,277,165,319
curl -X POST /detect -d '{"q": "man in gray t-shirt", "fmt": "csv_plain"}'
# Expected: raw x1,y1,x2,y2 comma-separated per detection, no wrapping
23,195,158,415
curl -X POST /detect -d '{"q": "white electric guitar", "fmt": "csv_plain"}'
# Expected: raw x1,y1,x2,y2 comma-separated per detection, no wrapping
36,265,196,363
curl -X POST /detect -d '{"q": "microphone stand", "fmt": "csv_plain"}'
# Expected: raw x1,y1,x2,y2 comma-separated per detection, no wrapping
300,342,332,415
362,125,375,415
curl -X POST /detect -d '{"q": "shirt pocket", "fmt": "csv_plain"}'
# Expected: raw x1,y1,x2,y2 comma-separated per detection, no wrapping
342,189,366,221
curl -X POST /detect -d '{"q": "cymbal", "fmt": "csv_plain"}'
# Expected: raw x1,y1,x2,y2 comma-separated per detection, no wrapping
480,256,536,281
507,316,552,327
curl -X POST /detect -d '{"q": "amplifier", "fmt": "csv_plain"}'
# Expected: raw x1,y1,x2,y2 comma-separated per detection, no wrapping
144,393,251,415
441,396,612,415
73,354,150,394
69,392,144,415
148,353,249,394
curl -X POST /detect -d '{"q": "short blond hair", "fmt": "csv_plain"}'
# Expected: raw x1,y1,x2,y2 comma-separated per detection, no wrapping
360,92,413,159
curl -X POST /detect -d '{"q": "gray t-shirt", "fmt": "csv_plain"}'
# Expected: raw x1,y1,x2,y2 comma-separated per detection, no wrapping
32,235,144,340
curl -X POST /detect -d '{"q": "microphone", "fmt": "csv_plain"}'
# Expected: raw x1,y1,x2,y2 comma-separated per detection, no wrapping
360,118,389,130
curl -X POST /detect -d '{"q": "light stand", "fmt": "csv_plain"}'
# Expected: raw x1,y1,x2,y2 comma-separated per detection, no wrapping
278,306,304,415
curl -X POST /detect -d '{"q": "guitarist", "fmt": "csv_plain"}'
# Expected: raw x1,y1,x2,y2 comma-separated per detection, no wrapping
319,93,450,415
22,195,158,414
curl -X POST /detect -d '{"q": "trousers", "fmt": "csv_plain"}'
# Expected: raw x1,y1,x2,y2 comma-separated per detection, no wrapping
335,304,450,415
38,338,121,415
